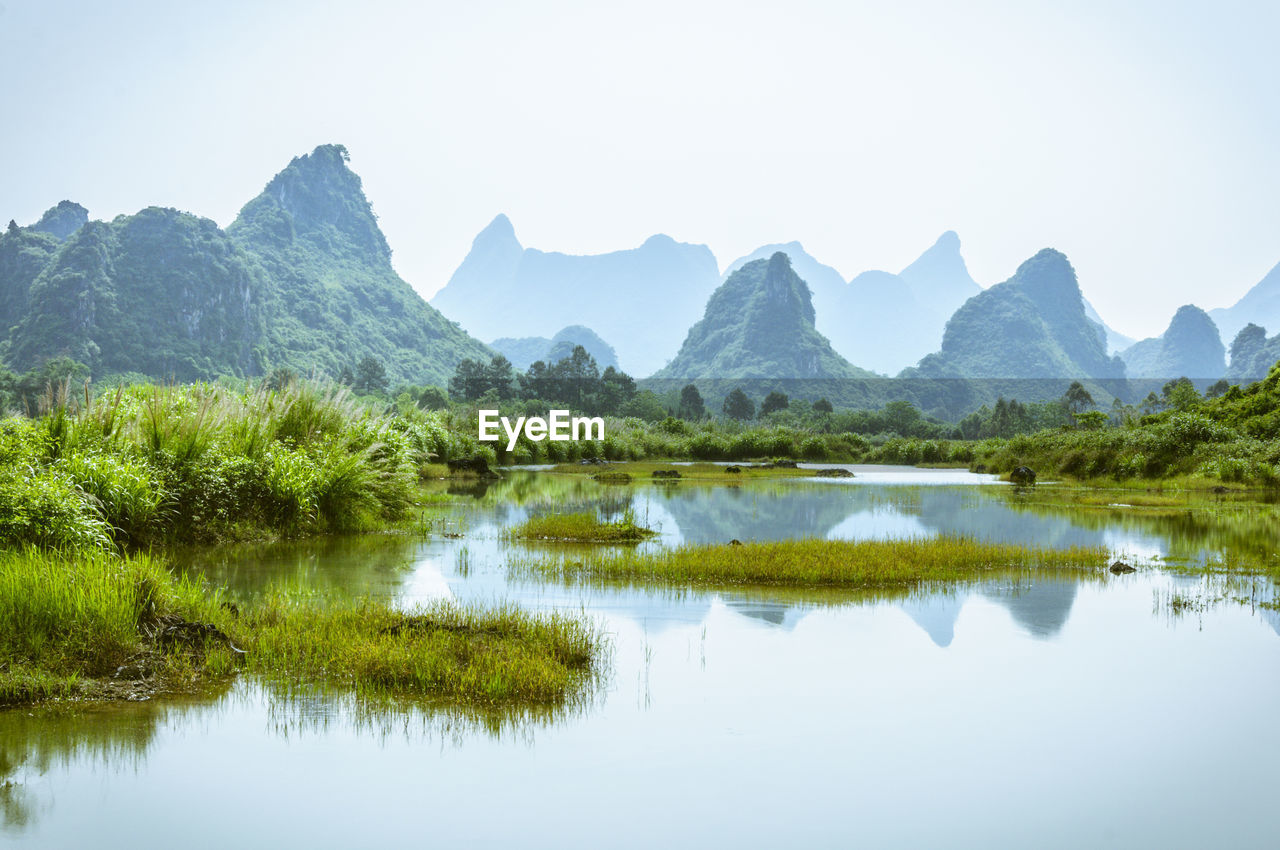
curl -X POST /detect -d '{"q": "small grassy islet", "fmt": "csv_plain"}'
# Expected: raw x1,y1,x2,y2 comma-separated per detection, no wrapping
507,510,657,543
516,536,1111,591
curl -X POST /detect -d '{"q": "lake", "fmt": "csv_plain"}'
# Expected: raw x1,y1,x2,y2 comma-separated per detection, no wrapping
3,467,1278,848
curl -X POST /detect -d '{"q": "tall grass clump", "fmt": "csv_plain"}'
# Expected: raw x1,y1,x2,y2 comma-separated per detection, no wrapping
0,379,423,546
0,548,224,704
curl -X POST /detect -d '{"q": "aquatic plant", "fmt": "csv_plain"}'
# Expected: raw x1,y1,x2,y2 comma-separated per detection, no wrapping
507,510,656,543
516,537,1108,591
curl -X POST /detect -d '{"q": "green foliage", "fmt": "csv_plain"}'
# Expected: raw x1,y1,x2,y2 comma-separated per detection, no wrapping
760,391,790,415
653,252,877,383
0,380,423,548
1,146,492,389
677,384,706,419
722,387,755,420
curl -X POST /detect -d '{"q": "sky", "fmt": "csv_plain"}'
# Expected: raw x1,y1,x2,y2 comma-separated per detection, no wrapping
1,0,1276,340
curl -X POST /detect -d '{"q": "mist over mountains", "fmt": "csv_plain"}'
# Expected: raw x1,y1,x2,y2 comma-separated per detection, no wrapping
430,216,719,377
3,143,1279,419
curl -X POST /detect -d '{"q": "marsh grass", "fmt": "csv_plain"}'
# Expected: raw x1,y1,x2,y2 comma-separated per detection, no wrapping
507,510,656,543
3,380,429,548
241,594,606,704
0,548,229,705
0,547,608,709
547,461,811,481
513,537,1108,592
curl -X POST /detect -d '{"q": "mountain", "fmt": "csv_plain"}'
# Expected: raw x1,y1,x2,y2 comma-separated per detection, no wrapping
652,252,876,382
430,218,719,376
491,325,619,371
1082,297,1135,353
1226,323,1280,381
1210,260,1280,342
721,232,981,375
30,201,89,242
720,241,848,316
7,208,268,379
908,248,1126,381
224,144,492,385
0,216,63,339
1119,305,1225,379
3,145,492,385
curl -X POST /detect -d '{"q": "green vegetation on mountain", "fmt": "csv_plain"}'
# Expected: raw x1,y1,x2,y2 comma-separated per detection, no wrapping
1,145,492,387
225,144,493,385
655,252,877,383
910,248,1124,381
0,221,61,340
1226,323,1280,381
7,209,269,380
491,325,619,371
1119,304,1225,379
30,201,89,241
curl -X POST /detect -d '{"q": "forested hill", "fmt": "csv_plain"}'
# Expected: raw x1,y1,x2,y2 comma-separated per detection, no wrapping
225,144,492,384
907,248,1125,381
0,145,491,386
653,252,877,383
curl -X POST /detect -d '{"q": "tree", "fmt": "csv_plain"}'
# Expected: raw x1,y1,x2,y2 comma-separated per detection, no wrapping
353,356,388,395
6,220,18,234
336,364,355,386
677,384,705,420
623,389,668,422
449,358,488,401
813,398,833,414
266,367,296,391
722,387,755,420
593,366,636,415
1205,378,1230,400
760,391,790,416
881,399,923,436
417,386,449,410
1073,410,1109,430
1063,381,1094,414
1162,377,1200,411
484,355,516,400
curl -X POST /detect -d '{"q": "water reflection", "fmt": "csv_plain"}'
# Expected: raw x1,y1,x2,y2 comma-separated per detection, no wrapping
8,469,1280,846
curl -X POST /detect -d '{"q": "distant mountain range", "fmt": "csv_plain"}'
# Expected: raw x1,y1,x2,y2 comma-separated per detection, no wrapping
430,216,719,377
490,325,618,371
1210,260,1280,344
720,232,980,375
1,145,492,385
5,143,1280,413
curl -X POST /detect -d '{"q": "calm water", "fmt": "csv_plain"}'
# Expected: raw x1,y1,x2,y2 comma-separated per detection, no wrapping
4,468,1279,848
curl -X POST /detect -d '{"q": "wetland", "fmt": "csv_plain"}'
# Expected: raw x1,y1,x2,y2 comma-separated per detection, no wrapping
5,463,1280,848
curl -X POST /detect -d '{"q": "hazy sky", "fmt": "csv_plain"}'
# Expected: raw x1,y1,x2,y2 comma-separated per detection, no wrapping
1,0,1276,339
